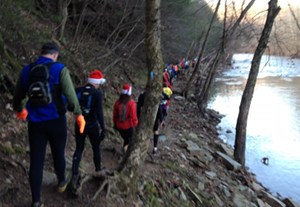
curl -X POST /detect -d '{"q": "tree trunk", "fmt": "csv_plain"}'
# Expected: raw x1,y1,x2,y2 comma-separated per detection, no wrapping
234,0,281,166
196,0,256,112
59,0,71,40
182,0,221,98
116,0,163,198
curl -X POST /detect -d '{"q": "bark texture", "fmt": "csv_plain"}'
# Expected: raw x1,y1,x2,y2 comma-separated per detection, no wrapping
115,0,163,198
234,0,281,166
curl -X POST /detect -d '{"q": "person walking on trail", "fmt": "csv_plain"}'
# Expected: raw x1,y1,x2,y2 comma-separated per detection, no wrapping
113,84,138,153
13,42,85,207
71,69,106,188
137,86,172,155
162,83,172,116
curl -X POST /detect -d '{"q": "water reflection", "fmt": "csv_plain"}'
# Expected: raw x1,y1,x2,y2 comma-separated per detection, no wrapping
209,54,300,202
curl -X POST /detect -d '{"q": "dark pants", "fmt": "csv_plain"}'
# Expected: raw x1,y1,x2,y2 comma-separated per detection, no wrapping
28,115,67,203
153,119,160,148
72,124,101,175
118,128,134,147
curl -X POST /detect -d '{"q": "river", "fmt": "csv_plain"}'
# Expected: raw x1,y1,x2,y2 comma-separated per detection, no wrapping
208,53,300,203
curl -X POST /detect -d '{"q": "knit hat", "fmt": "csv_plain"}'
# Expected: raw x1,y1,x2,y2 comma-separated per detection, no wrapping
41,42,59,55
88,70,106,85
121,84,132,96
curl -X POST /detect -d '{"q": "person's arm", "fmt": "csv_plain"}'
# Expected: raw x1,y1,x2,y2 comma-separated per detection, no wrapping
136,92,145,119
13,74,27,112
95,91,105,132
59,67,82,115
112,100,118,129
130,101,138,127
158,104,164,122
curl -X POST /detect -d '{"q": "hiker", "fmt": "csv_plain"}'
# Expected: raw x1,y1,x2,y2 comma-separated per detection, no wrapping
113,84,138,153
163,68,172,89
137,85,172,155
162,83,173,116
13,42,85,207
71,69,106,188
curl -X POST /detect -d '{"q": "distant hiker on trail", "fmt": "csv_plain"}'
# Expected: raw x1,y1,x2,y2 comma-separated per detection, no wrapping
162,83,173,116
113,84,138,154
13,42,85,207
71,69,106,189
137,85,172,155
163,68,172,89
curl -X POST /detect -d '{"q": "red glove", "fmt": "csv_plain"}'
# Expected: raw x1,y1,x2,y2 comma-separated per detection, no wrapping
76,115,86,134
16,109,28,121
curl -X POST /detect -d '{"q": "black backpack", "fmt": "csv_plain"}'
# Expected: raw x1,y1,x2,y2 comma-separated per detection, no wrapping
77,85,93,117
28,62,54,107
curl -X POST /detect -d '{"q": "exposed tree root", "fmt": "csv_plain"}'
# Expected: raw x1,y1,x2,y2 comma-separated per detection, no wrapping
92,179,110,200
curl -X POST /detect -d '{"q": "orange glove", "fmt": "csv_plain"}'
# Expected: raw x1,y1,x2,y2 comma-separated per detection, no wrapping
76,115,86,134
16,109,28,121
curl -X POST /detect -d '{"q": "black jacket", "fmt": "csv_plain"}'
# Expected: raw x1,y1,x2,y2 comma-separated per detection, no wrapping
76,84,105,131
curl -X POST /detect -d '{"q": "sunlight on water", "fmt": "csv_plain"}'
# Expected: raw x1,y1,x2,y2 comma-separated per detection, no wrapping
209,54,300,202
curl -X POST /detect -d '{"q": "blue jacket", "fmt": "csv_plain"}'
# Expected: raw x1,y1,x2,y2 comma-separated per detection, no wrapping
20,56,65,122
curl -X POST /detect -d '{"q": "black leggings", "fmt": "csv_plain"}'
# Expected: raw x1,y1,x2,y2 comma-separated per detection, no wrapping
118,128,134,147
72,124,101,175
153,119,160,148
28,115,67,203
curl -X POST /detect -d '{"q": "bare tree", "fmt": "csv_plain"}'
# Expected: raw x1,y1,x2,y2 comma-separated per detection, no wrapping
58,0,71,40
196,0,256,112
115,0,163,186
234,0,280,166
182,0,221,98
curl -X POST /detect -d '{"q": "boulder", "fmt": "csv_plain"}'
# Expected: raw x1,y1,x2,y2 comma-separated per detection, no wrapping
233,192,255,207
216,151,242,171
188,132,198,141
184,140,202,154
283,198,300,207
261,191,286,207
257,198,272,207
216,142,234,157
251,182,265,193
205,171,217,179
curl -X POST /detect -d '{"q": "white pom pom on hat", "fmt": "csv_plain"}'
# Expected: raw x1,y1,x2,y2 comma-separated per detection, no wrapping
121,83,132,95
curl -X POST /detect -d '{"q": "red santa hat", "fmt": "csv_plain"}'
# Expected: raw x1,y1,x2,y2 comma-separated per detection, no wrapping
88,70,106,85
121,84,132,96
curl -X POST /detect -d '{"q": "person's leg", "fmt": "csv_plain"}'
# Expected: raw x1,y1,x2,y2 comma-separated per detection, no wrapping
88,125,101,172
72,124,87,176
48,116,67,184
118,128,133,152
28,121,48,204
153,120,159,154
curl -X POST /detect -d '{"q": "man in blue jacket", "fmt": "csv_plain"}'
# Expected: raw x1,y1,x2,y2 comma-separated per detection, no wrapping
13,42,85,207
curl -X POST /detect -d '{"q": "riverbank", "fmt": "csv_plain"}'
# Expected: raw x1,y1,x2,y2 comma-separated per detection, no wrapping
210,53,300,204
1,77,299,206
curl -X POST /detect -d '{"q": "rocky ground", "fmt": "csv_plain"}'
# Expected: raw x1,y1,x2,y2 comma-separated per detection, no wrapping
0,78,299,207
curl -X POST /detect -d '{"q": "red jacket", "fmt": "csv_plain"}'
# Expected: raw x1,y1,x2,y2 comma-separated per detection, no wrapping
113,99,138,130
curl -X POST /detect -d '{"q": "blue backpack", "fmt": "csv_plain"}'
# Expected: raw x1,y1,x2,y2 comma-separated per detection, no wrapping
77,85,93,117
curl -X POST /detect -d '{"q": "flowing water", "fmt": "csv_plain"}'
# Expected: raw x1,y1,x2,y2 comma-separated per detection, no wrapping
209,53,300,203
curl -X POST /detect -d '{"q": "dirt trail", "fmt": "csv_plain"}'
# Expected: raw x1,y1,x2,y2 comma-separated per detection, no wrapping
0,73,219,207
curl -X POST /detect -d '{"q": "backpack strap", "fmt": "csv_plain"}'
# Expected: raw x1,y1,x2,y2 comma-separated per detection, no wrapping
86,95,92,110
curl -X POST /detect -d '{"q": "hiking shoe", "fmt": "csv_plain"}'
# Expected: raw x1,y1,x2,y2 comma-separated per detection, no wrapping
153,147,158,155
71,174,79,189
94,167,107,177
57,179,69,193
31,202,44,207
